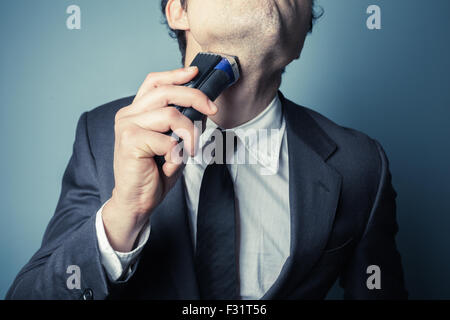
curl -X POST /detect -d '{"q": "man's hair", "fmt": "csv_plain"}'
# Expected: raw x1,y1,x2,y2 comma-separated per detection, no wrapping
161,0,320,64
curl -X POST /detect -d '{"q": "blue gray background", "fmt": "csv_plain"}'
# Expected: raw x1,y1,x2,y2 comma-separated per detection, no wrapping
1,0,449,299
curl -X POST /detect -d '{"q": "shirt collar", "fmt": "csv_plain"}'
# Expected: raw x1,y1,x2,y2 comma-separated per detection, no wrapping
196,93,286,174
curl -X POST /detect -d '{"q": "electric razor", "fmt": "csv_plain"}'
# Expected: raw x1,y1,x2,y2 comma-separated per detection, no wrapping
155,52,240,167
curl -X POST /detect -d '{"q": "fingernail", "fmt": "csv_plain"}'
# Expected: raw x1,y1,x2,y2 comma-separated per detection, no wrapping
186,66,198,72
208,100,218,113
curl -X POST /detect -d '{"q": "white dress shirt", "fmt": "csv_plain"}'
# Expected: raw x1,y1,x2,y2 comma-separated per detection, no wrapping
95,93,291,299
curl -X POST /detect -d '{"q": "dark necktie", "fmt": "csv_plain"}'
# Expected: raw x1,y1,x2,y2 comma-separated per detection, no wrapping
195,129,239,300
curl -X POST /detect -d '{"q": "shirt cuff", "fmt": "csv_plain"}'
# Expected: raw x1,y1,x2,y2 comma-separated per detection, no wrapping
95,201,151,282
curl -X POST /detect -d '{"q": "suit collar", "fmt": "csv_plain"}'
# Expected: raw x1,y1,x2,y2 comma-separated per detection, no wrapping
279,92,337,161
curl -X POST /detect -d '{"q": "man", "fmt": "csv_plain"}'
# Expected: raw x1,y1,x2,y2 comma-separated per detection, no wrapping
7,0,407,300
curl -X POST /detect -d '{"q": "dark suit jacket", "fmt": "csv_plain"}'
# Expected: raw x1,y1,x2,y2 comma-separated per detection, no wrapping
6,93,407,300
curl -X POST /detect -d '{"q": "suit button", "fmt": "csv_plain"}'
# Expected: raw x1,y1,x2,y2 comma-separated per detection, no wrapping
81,288,94,300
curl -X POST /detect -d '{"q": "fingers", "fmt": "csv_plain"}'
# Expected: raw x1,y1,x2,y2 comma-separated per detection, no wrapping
121,107,200,156
114,66,214,179
162,161,183,178
116,125,178,159
135,67,199,101
131,85,217,116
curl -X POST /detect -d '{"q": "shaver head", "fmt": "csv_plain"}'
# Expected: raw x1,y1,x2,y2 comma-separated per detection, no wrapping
214,53,240,87
187,52,240,91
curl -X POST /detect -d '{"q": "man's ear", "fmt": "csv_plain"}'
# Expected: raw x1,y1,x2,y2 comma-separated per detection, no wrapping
166,0,189,31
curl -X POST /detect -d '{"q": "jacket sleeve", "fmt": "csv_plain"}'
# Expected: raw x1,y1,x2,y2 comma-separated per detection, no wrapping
340,140,408,299
6,112,110,300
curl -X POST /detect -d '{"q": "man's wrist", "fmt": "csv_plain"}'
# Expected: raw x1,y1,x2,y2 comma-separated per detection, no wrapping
102,197,149,252
95,203,151,282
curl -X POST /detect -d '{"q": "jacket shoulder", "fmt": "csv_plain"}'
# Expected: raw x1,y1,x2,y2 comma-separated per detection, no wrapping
86,96,134,129
297,104,391,235
301,105,384,168
82,96,134,147
296,104,387,199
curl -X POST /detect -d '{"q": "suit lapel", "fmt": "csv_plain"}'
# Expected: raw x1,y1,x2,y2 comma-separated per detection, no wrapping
263,94,342,299
149,178,200,299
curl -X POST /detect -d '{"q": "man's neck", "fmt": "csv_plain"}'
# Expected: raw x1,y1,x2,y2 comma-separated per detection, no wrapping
211,67,282,129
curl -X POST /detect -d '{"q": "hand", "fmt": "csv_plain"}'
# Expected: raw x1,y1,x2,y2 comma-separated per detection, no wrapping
102,66,218,252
